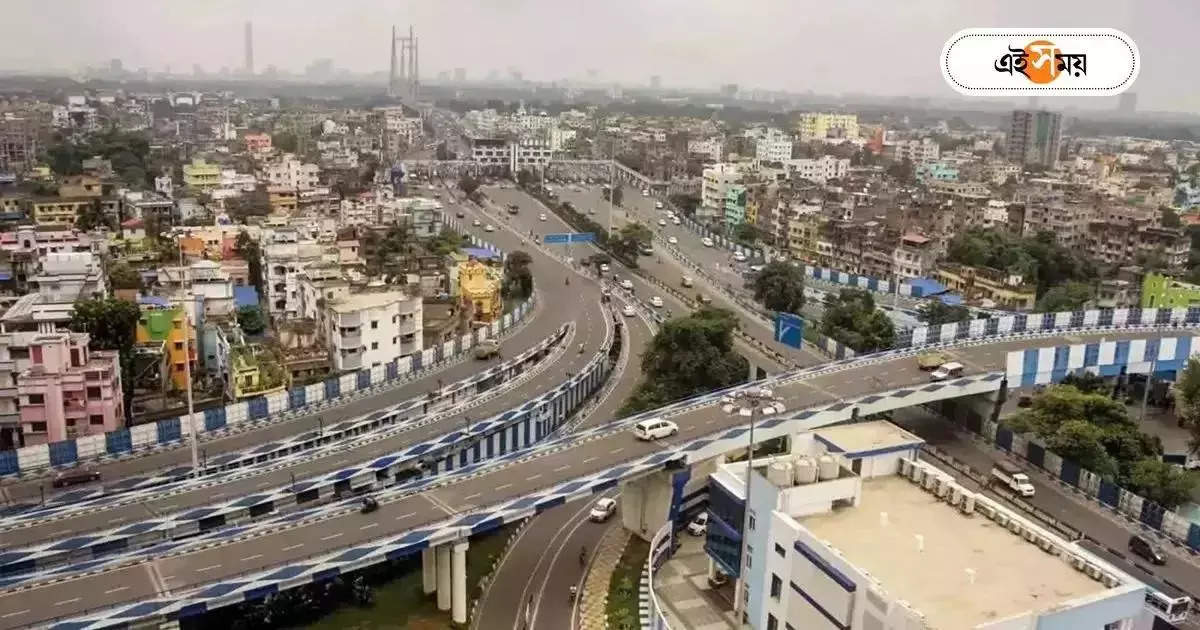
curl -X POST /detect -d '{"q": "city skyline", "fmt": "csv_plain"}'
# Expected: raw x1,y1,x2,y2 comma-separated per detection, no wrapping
0,0,1197,113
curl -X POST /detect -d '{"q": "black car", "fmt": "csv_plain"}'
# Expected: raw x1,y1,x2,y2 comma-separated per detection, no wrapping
360,496,379,514
52,468,101,488
456,211,466,218
1129,534,1166,565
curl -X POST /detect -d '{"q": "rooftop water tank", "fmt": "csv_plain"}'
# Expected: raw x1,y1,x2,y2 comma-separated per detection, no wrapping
767,461,792,486
817,455,838,481
793,456,818,484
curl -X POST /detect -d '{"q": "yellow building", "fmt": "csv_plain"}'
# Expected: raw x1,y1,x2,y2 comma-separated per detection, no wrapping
230,343,289,400
796,112,859,141
183,158,221,191
58,175,103,198
136,305,197,390
31,198,92,227
935,263,1037,311
267,186,298,213
458,258,503,323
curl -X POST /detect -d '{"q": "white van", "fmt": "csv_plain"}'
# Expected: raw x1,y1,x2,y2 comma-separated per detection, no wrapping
930,361,965,381
633,418,678,440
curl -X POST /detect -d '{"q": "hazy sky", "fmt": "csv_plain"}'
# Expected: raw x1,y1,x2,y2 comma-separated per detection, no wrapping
3,0,1198,112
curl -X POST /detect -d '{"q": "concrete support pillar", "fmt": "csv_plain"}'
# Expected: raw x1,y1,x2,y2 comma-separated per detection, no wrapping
421,548,437,595
451,540,469,624
708,556,719,580
620,470,673,543
436,544,452,611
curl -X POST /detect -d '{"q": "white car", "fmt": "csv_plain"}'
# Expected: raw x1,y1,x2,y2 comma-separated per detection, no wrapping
641,189,650,197
633,418,678,441
671,217,681,225
702,237,714,247
657,219,667,227
733,252,747,263
668,236,678,245
539,213,547,221
687,512,709,536
590,497,617,522
620,279,634,291
484,224,495,232
472,218,481,227
649,296,664,308
622,305,636,317
655,201,664,209
599,263,610,273
749,264,765,273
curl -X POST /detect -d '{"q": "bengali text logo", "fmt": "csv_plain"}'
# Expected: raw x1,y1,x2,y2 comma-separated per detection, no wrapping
941,28,1138,95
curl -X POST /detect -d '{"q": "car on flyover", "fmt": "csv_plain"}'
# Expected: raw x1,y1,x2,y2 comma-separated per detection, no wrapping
633,418,678,441
52,467,101,488
649,296,664,308
589,498,617,522
484,224,495,232
622,305,636,317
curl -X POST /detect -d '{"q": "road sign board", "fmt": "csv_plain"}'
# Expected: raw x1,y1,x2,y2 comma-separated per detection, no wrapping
543,232,595,244
774,312,805,349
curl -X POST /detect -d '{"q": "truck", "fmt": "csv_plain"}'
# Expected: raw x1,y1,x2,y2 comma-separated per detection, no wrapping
474,339,501,360
990,462,1036,497
917,351,951,371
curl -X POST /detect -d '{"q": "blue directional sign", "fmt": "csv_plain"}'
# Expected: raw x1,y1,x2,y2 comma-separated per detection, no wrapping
774,312,805,349
543,232,595,245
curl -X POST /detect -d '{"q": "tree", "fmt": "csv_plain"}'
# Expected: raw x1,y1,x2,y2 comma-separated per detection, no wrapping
502,250,533,299
602,185,624,206
516,169,536,189
428,229,464,256
1127,458,1197,509
273,131,298,153
237,306,266,335
234,230,264,294
752,261,805,314
619,308,748,415
733,222,758,247
1060,371,1108,395
917,300,972,325
458,175,480,198
1162,206,1183,229
886,157,915,184
1035,281,1093,312
611,223,653,263
70,298,141,417
819,289,895,352
668,194,700,216
75,200,112,232
107,261,143,291
946,228,1097,298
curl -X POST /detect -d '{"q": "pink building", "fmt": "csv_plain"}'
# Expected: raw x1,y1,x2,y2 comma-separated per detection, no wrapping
18,331,123,445
243,132,273,154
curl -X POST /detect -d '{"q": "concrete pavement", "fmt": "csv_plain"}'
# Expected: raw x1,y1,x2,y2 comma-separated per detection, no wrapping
578,522,630,630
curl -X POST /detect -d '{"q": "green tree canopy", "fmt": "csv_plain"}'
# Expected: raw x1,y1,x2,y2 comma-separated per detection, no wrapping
619,308,748,415
1035,281,1094,312
917,300,971,325
237,305,266,335
819,289,895,352
70,297,141,416
234,230,264,294
107,261,143,291
75,201,114,232
1128,458,1197,510
428,229,464,256
502,250,533,299
611,223,653,263
733,223,758,247
1161,206,1183,229
272,131,298,153
458,175,480,197
946,228,1097,297
602,185,624,206
752,261,805,314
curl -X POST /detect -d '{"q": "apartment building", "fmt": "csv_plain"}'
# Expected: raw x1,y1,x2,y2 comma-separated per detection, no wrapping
262,153,321,190
468,138,554,170
242,132,273,155
183,158,221,191
27,253,105,303
783,156,849,185
327,288,423,373
0,116,38,172
688,137,724,162
263,230,333,320
756,136,794,163
1017,199,1092,250
1088,221,1189,269
795,112,859,141
887,138,941,164
935,263,1037,310
717,421,1151,630
155,260,237,318
135,305,197,391
1008,110,1063,168
18,331,122,446
701,163,744,223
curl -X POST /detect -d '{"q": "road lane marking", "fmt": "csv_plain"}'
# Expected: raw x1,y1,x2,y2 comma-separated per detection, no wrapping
360,523,379,531
611,447,624,454
554,465,570,472
395,512,416,520
242,554,263,562
582,457,596,464
495,484,511,491
104,586,129,595
54,598,80,606
321,533,343,541
282,544,304,552
196,564,221,573
526,474,542,481
1,610,28,619
463,493,481,501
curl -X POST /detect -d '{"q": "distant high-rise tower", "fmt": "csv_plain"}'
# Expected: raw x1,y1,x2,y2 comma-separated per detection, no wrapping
244,22,254,75
1007,110,1063,168
1118,92,1138,115
650,75,661,89
388,25,419,100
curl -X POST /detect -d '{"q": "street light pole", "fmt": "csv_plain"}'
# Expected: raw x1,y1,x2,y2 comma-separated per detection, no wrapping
179,242,199,477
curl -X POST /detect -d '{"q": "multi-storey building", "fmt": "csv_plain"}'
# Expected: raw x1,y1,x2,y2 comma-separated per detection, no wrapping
262,153,321,190
935,263,1037,310
783,157,849,184
17,331,122,446
795,112,858,141
327,288,423,373
458,259,503,323
1008,110,1063,168
242,132,273,155
0,116,38,173
263,230,331,319
755,136,793,163
688,137,724,162
183,158,221,191
27,253,105,303
701,163,743,223
724,184,748,226
1017,198,1092,250
713,421,1153,630
468,138,554,171
886,138,940,164
1087,220,1189,269
135,304,197,391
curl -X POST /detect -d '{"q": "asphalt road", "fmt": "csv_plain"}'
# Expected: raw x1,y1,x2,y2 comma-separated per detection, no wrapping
5,329,1187,628
2,196,660,547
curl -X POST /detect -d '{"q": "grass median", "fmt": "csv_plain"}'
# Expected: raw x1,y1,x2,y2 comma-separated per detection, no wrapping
605,535,650,630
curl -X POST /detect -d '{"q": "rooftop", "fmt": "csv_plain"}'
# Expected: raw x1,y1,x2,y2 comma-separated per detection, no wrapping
801,475,1105,629
812,420,924,458
329,288,417,313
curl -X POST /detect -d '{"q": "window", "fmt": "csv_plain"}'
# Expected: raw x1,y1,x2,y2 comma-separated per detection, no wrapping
90,415,104,425
87,387,101,398
770,574,782,599
29,422,47,432
174,341,184,351
176,362,186,373
748,513,756,531
774,543,786,558
766,614,778,630
371,320,379,329
371,342,379,350
27,393,43,405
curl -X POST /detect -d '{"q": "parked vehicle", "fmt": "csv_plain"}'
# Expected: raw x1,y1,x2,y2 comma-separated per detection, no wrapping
539,213,547,221
589,498,617,522
702,237,714,247
599,263,610,273
455,211,466,218
622,305,636,317
668,236,678,245
474,339,501,360
52,468,101,488
655,201,665,209
658,219,667,227
697,294,712,305
633,418,679,441
649,296,664,308
929,361,964,381
990,462,1036,497
733,252,747,263
472,218,481,226
1129,534,1167,565
687,512,709,536
620,279,634,291
681,276,694,288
